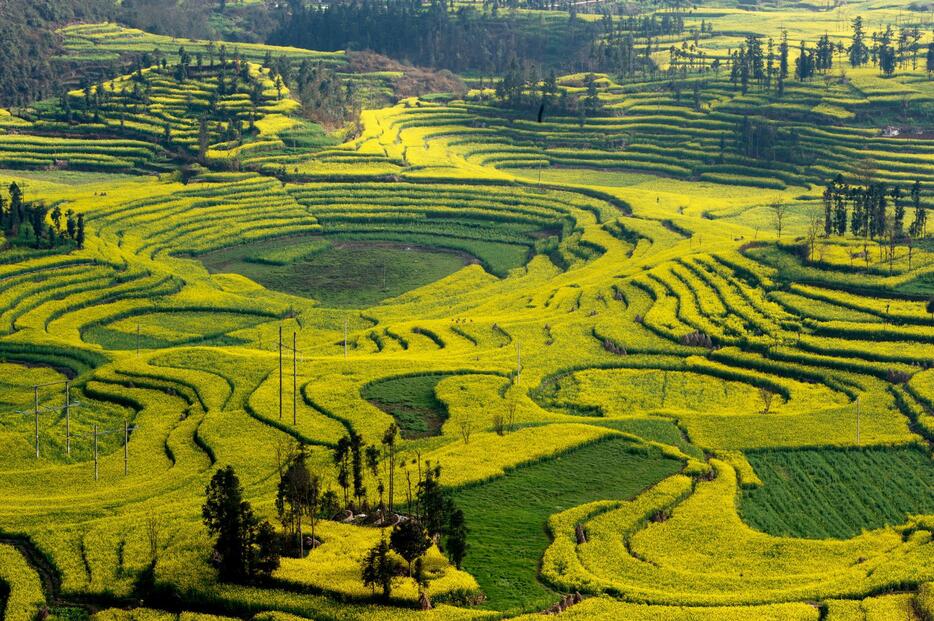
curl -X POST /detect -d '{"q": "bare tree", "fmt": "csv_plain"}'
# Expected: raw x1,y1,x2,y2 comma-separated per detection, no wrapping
506,398,517,431
759,387,776,414
492,413,506,436
804,204,823,261
147,518,160,563
770,200,790,240
458,416,473,444
854,157,877,187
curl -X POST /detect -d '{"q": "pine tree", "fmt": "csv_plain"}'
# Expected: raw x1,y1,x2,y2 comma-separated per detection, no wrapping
879,26,896,76
849,16,868,67
892,186,904,238
777,30,789,96
361,537,396,600
202,466,280,582
76,214,85,249
445,508,469,569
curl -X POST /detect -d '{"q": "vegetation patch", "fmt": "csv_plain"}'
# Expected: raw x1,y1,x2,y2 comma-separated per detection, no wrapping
741,447,934,539
199,236,476,307
83,310,273,350
455,437,682,613
361,374,450,439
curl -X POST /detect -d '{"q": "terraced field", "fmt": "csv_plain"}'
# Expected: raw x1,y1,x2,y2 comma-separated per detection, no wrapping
0,3,933,621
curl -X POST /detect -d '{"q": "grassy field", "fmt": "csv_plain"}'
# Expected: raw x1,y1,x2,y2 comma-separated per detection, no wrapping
741,448,934,539
199,237,474,307
455,438,682,613
0,4,933,621
361,374,449,438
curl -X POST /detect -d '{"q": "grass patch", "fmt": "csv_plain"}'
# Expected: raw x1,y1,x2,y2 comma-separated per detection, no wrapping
83,310,268,350
741,447,934,539
361,374,448,438
455,437,682,613
199,236,473,308
588,417,704,459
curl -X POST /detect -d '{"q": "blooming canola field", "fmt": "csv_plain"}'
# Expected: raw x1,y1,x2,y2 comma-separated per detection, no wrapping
0,14,934,621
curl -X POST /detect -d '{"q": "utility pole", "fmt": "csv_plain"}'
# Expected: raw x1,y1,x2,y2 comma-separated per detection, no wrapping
278,325,283,420
516,340,521,384
93,424,99,481
124,419,129,476
64,381,71,456
34,385,39,458
293,331,297,426
856,397,860,447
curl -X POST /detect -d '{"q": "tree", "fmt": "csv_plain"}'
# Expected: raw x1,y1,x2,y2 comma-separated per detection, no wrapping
878,26,896,76
927,297,934,320
202,465,280,582
777,30,789,96
445,508,468,570
583,73,600,114
361,537,397,600
822,184,833,236
413,556,429,599
198,115,209,163
759,387,775,414
276,446,320,557
7,182,23,236
76,214,86,249
849,16,868,67
381,423,399,512
458,416,472,444
805,204,823,262
769,200,789,239
390,519,432,576
416,463,448,538
333,435,352,507
252,521,281,577
927,42,934,77
892,186,904,238
365,444,382,508
909,181,926,238
350,431,365,506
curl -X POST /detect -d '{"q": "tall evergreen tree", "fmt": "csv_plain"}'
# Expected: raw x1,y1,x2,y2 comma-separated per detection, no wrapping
777,30,789,96
202,466,280,582
849,16,869,67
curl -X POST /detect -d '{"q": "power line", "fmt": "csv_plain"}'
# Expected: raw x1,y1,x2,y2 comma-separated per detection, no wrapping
278,327,307,427
72,420,139,480
6,380,81,458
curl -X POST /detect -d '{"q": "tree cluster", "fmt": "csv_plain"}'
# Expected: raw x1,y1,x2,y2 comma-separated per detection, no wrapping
733,116,801,163
822,176,926,240
202,465,280,583
849,16,932,76
270,0,607,75
361,459,468,602
0,0,115,107
0,183,84,250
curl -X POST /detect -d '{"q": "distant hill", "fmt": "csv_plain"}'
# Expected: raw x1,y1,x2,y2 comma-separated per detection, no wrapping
0,0,115,106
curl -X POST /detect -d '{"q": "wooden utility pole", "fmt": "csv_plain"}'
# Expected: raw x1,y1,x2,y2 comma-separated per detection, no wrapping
64,381,71,456
856,397,860,447
124,419,129,476
293,331,297,426
93,424,99,481
34,386,39,458
278,325,283,420
516,341,521,384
